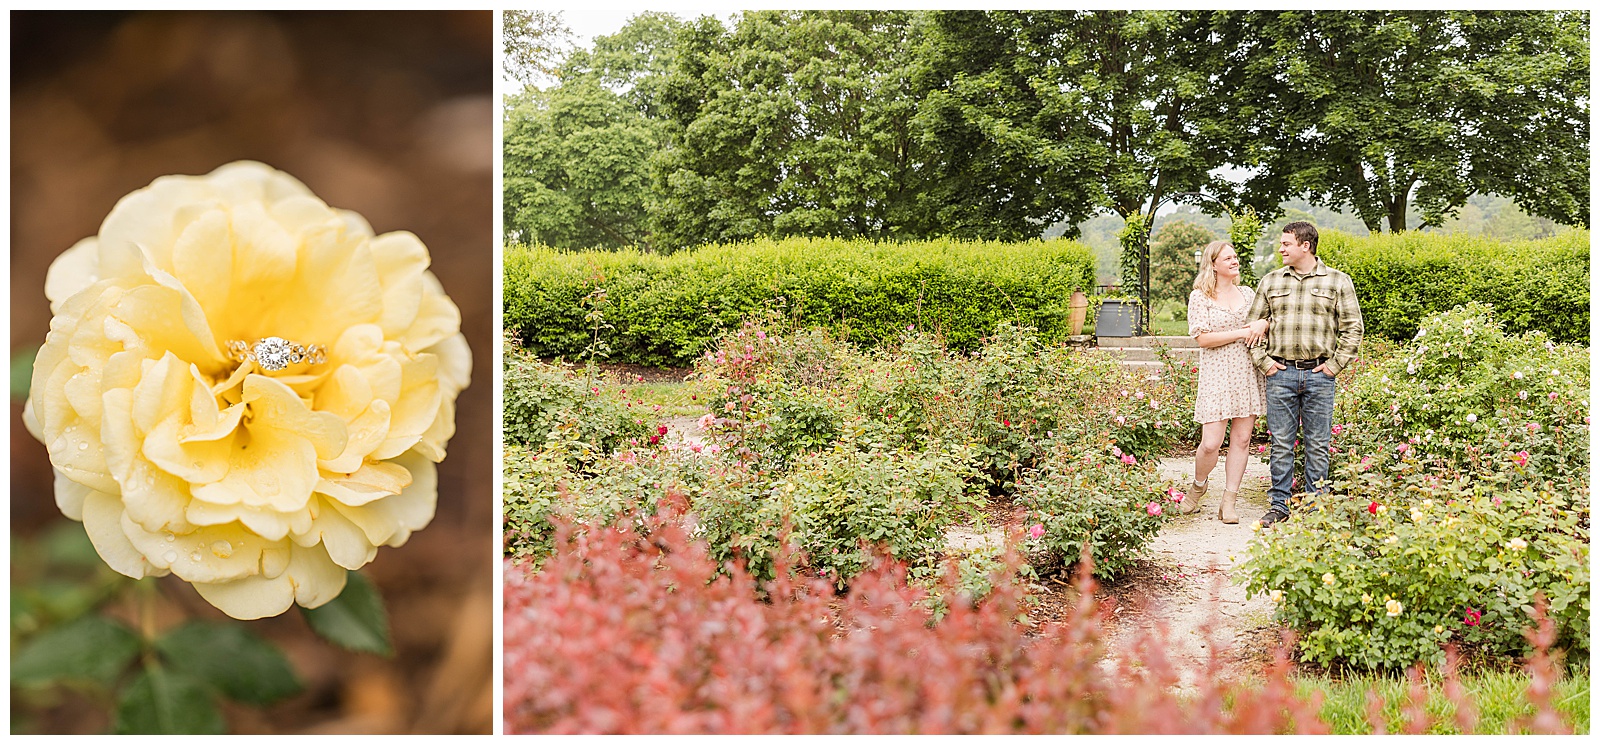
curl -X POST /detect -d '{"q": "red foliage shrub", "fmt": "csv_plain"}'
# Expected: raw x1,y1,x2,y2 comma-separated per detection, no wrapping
503,496,1340,734
1515,602,1573,735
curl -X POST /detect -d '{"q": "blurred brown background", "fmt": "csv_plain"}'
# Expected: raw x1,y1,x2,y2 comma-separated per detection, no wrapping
10,10,493,734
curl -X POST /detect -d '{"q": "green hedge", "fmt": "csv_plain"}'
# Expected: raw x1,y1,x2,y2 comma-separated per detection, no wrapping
1318,229,1589,344
504,237,1098,367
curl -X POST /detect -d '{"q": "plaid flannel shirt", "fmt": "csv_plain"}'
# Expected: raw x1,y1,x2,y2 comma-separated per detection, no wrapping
1246,260,1364,375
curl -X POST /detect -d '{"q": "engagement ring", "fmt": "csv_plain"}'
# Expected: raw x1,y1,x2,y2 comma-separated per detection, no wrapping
227,336,327,372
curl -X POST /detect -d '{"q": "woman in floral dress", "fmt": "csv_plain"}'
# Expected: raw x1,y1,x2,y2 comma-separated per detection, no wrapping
1182,241,1267,523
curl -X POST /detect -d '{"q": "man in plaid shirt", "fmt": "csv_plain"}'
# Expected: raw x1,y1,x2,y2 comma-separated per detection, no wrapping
1245,221,1363,528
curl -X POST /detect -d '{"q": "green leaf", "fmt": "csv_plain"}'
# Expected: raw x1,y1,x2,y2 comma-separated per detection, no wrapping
41,520,106,570
113,666,226,735
155,623,302,705
18,579,105,625
11,345,38,401
11,614,141,688
300,571,392,656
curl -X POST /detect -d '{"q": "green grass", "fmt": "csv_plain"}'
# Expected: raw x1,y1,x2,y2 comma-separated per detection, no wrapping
1291,669,1590,734
1148,317,1189,336
616,381,705,418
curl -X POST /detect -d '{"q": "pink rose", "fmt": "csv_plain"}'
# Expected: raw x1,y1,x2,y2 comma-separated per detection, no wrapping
1146,502,1162,516
1028,524,1045,539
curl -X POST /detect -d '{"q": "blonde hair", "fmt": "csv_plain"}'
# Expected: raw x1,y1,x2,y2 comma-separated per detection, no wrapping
1192,240,1234,299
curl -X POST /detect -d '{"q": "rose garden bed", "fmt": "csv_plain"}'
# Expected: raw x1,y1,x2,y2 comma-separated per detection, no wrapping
502,304,1589,732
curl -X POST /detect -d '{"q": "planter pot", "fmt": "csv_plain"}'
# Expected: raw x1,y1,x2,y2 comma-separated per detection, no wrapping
1068,291,1088,335
1096,299,1141,337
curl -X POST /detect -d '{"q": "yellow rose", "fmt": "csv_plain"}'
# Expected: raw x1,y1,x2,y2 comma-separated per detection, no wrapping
25,162,471,620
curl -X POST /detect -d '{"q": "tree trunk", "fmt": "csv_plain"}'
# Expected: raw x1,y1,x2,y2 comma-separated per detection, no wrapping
1384,178,1416,232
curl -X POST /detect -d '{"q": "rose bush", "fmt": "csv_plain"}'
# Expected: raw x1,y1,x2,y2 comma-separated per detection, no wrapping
1243,453,1589,670
26,162,470,619
1017,439,1173,579
1245,306,1589,669
501,332,653,459
503,439,708,562
1332,303,1588,483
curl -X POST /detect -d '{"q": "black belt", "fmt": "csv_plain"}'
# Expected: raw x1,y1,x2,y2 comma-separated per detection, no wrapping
1272,356,1326,370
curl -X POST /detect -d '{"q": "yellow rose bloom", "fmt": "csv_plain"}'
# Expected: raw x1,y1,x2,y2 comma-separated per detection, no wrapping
25,162,471,620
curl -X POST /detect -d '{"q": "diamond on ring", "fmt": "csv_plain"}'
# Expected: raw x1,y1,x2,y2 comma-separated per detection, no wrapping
228,336,326,372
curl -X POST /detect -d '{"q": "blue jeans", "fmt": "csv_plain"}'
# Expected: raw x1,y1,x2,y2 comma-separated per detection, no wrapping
1265,366,1336,516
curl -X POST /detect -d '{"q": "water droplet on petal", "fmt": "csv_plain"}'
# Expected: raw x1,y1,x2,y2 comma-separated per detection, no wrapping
162,550,178,564
210,540,233,559
189,551,202,562
78,442,89,451
164,533,176,543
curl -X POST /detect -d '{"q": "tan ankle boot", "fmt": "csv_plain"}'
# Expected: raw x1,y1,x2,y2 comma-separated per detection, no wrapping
1182,480,1207,514
1218,490,1239,524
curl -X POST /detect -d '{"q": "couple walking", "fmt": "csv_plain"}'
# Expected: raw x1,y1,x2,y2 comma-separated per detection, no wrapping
1180,222,1364,527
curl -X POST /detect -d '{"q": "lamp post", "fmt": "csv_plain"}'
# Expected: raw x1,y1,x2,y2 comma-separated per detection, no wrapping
1138,191,1235,336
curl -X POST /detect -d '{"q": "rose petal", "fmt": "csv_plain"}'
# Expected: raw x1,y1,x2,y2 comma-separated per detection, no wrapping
45,237,100,310
297,495,380,570
82,489,159,579
331,452,436,547
193,543,346,620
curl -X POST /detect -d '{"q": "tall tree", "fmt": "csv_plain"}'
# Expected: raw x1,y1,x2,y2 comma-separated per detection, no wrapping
913,10,1246,236
1228,10,1589,232
563,11,683,119
503,10,572,86
502,14,681,250
502,81,661,249
1149,220,1216,305
652,10,932,249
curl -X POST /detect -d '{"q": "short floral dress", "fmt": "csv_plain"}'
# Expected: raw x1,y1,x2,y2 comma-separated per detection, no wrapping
1187,286,1267,424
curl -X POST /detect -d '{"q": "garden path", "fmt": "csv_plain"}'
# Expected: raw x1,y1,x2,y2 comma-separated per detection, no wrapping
946,455,1282,688
1099,455,1278,688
